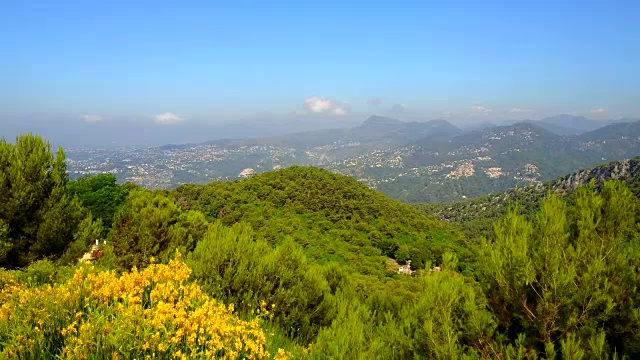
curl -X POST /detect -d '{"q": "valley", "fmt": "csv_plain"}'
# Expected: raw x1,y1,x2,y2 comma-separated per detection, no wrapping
3,133,640,358
67,115,640,203
4,1,638,357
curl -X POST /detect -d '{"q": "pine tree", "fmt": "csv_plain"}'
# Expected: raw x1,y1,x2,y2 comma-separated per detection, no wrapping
0,134,84,267
480,181,640,357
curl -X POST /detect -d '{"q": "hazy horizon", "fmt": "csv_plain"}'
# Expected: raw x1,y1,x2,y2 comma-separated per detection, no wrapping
1,0,638,147
2,112,637,148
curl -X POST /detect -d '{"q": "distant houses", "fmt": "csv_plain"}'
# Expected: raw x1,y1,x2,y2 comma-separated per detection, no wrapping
386,258,416,276
398,260,414,275
395,259,442,276
79,239,106,263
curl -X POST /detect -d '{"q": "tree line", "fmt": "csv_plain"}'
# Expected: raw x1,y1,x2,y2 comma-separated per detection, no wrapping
1,133,639,359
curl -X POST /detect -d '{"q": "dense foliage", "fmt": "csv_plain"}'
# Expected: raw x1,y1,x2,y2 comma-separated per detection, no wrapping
108,187,210,270
172,166,471,276
0,134,86,268
2,133,640,358
67,174,129,231
419,156,640,241
479,182,640,356
187,222,338,344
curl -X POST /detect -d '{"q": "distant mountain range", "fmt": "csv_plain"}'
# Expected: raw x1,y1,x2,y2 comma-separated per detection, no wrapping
371,119,640,202
524,114,607,134
463,114,639,136
69,114,640,204
163,113,637,150
195,115,462,149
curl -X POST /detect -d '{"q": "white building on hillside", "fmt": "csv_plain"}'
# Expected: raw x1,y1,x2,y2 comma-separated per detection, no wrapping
239,168,256,178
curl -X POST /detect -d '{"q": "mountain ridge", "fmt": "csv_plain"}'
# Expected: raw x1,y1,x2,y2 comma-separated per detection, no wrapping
369,120,640,202
419,156,640,239
68,116,640,204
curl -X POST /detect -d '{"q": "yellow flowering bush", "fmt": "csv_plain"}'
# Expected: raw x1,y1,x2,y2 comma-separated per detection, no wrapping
0,253,279,359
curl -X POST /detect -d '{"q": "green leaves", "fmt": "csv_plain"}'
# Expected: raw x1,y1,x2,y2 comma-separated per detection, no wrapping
480,181,640,357
172,166,467,276
409,269,496,359
107,188,207,270
0,134,83,268
3,134,640,358
188,222,338,344
67,174,129,230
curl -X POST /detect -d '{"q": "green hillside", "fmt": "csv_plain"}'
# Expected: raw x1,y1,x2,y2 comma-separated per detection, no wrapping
377,121,640,203
419,156,640,240
2,134,640,359
171,166,470,276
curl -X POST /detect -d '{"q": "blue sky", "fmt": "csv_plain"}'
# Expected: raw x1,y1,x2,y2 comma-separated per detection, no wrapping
1,0,639,144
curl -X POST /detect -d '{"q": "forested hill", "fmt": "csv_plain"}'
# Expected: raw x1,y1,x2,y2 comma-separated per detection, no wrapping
3,134,640,358
419,156,640,239
171,166,469,275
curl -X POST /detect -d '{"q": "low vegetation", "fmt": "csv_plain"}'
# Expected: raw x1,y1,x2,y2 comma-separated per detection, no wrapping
1,134,639,359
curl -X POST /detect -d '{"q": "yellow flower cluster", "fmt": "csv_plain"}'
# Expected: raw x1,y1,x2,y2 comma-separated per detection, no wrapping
0,254,285,359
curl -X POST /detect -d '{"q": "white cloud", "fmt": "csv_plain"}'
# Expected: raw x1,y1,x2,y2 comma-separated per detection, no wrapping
154,112,185,125
472,104,493,114
80,114,104,123
305,97,333,113
591,108,607,114
297,96,349,116
510,108,531,113
332,107,348,116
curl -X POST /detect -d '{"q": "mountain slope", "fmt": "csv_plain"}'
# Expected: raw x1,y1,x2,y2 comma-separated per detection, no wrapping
539,114,606,133
360,121,640,203
68,116,640,205
171,166,469,275
518,120,582,135
577,121,640,160
366,123,603,202
418,156,640,239
201,116,461,149
409,122,574,168
482,115,633,135
358,116,461,141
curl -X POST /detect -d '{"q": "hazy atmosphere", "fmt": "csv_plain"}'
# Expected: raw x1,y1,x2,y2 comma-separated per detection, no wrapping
4,2,640,358
2,0,639,146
